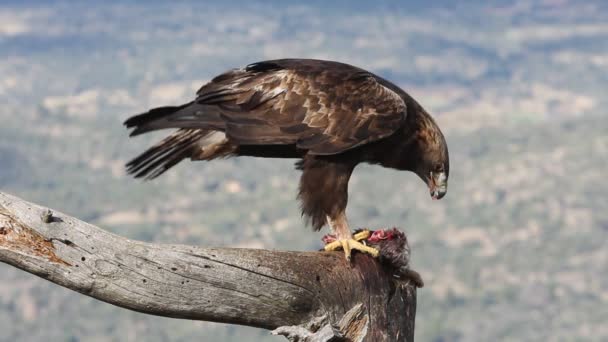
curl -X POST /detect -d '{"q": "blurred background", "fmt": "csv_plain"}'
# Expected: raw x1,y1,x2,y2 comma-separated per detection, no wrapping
1,0,607,341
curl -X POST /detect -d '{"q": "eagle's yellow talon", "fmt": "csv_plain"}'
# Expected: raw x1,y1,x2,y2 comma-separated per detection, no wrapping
324,237,379,260
341,240,352,260
324,240,341,251
353,229,371,241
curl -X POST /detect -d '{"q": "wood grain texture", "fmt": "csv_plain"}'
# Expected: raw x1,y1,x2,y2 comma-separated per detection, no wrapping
0,192,416,341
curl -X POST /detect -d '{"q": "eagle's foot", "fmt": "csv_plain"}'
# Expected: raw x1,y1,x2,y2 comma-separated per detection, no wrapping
353,229,371,241
324,237,379,261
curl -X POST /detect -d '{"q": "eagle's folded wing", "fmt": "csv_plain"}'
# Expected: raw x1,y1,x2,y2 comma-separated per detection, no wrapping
192,60,407,155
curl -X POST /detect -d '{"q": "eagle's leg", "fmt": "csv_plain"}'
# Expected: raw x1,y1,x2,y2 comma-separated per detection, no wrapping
323,213,379,260
297,156,379,260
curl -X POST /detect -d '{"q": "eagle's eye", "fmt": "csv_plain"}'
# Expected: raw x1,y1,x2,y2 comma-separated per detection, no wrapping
434,164,444,173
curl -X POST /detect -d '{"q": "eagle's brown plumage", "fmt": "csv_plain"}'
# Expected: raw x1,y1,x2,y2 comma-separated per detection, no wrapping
124,59,449,250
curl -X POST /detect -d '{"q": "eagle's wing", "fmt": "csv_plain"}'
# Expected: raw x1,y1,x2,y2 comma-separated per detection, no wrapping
194,60,407,155
126,59,407,155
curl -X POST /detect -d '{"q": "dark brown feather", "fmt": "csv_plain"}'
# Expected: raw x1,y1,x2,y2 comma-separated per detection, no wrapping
126,129,210,179
157,59,409,155
296,155,356,230
125,59,407,154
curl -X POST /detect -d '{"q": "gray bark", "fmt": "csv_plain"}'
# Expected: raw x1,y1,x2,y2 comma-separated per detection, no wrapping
0,192,416,341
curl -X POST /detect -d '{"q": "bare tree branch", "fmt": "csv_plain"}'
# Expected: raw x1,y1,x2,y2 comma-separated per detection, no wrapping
0,192,416,341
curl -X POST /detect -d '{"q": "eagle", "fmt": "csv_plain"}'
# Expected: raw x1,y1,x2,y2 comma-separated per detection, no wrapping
124,59,449,260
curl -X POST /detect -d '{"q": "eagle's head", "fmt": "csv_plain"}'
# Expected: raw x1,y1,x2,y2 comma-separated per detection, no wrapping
413,112,450,201
424,160,448,200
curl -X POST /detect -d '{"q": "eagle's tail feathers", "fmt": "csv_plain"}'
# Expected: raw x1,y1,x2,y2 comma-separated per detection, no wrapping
126,129,209,180
124,102,197,137
125,102,227,137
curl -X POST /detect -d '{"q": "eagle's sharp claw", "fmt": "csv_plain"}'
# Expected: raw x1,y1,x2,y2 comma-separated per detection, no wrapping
353,229,371,241
341,240,352,261
323,240,341,251
324,237,379,260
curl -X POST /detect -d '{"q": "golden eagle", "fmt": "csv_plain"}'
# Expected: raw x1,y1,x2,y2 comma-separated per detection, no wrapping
124,59,449,260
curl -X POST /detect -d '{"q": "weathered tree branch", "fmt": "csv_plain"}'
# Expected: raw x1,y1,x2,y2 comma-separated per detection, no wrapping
0,192,416,341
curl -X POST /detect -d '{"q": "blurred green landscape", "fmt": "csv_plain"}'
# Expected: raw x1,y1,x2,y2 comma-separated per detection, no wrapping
1,1,607,341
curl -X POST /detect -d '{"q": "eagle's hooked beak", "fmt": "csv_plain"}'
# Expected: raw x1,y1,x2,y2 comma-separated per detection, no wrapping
429,171,447,200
